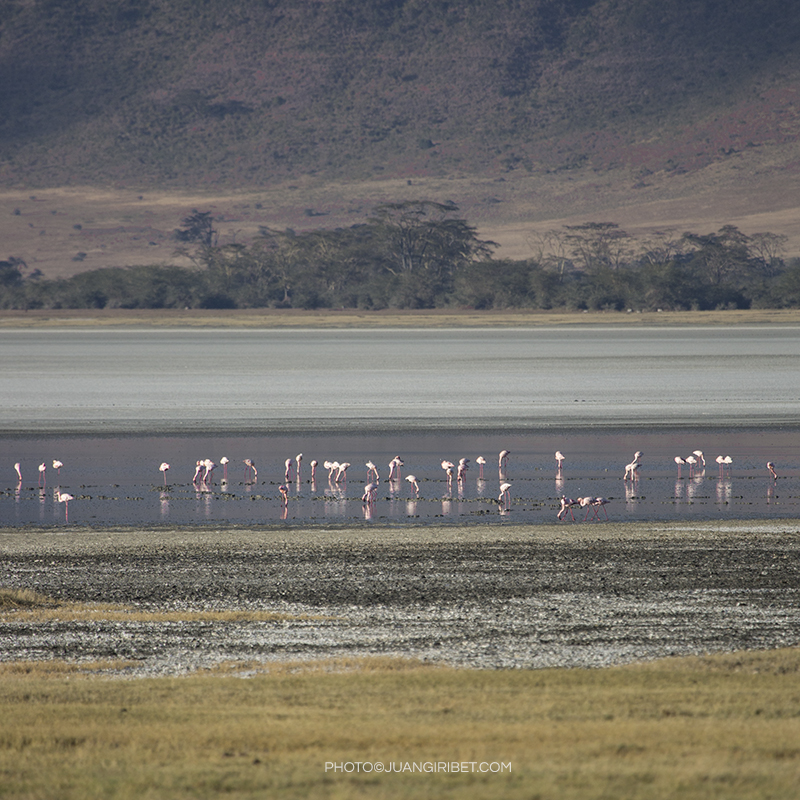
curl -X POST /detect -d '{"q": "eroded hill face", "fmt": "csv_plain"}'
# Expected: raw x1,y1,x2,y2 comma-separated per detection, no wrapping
1,0,800,276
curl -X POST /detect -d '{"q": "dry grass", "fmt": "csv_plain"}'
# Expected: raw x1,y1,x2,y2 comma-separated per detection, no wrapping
0,588,315,624
0,649,798,799
2,306,800,329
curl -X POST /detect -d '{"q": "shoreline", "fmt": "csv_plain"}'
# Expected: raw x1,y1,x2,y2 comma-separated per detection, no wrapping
2,307,800,329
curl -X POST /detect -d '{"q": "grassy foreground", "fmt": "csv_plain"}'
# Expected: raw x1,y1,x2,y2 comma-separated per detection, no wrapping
1,649,799,800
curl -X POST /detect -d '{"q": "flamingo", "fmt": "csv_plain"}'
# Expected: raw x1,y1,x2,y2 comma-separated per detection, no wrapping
557,496,578,521
499,450,510,471
203,459,216,483
388,456,403,481
220,456,229,481
295,453,303,480
579,496,594,519
685,454,697,477
244,458,257,481
52,459,63,475
405,474,420,495
57,491,74,522
457,458,469,482
445,465,454,488
723,455,733,476
674,456,686,478
693,450,705,469
159,462,170,485
336,462,350,482
715,455,725,476
284,458,293,481
192,461,204,484
14,462,22,482
38,462,46,487
361,482,378,504
279,484,289,505
555,451,565,472
624,452,641,481
498,482,512,504
475,456,486,478
366,460,380,481
590,497,610,520
310,459,318,479
767,461,778,480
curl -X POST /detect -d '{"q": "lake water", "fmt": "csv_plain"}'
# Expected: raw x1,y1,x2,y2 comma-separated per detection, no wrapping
2,325,800,527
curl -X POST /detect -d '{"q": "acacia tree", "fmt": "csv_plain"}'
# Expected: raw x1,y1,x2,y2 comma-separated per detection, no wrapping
366,200,495,306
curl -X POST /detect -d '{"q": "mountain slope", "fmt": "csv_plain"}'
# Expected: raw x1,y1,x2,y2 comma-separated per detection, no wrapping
2,0,799,189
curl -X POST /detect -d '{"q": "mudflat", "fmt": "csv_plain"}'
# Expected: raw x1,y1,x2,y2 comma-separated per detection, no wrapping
2,520,799,677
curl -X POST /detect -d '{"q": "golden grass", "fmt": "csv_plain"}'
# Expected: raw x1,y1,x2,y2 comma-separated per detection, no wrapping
0,588,318,624
2,307,800,329
0,649,798,799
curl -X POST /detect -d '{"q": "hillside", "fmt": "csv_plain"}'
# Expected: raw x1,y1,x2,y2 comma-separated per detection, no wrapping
2,0,800,277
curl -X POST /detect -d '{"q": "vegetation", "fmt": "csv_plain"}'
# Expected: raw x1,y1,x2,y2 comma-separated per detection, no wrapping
1,0,799,189
1,203,797,311
1,649,799,799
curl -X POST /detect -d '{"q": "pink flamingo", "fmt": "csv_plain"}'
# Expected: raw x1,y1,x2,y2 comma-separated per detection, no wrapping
499,450,510,471
579,496,594,519
38,462,46,487
159,462,170,485
284,458,293,481
555,451,565,473
14,462,22,482
674,456,686,478
192,461,203,484
388,456,404,481
685,454,697,477
457,458,469,483
366,460,380,481
279,484,289,506
405,474,420,495
295,453,303,480
624,451,642,481
220,456,229,481
52,459,63,475
693,450,705,469
590,497,610,520
244,458,257,482
203,459,216,483
498,482,512,504
361,482,378,504
475,456,486,479
336,462,350,482
57,491,74,522
310,459,318,480
557,496,578,521
767,461,778,480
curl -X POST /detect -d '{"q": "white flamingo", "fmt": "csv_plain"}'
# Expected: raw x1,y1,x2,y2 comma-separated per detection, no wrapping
767,461,778,480
557,496,578,521
475,456,486,478
57,491,74,522
159,462,170,485
555,451,565,472
498,482,512,504
405,474,420,495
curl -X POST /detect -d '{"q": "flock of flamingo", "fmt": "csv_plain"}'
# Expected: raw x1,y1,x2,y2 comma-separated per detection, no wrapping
10,447,782,523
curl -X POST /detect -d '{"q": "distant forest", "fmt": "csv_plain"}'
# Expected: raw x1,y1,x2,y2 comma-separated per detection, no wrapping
2,201,799,312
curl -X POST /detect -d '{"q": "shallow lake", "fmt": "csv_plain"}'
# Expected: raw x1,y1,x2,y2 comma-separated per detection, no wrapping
2,325,799,527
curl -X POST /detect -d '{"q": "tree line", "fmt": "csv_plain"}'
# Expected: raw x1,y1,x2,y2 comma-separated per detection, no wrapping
2,201,799,312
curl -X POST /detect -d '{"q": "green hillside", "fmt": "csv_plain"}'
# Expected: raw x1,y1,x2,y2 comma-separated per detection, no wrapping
2,0,799,189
